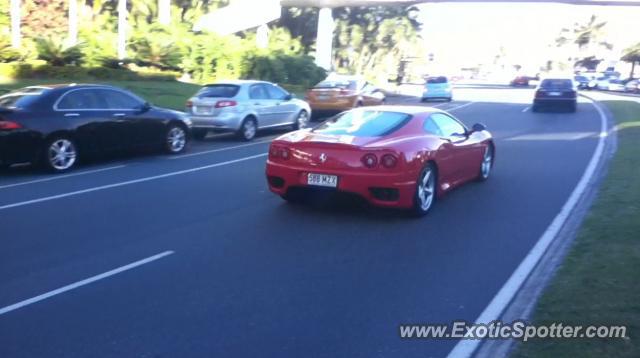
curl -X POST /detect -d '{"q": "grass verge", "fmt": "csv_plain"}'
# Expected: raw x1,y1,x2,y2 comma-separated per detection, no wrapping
515,100,640,357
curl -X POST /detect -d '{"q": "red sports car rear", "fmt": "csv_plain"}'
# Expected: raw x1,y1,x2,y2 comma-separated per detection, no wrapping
265,106,494,215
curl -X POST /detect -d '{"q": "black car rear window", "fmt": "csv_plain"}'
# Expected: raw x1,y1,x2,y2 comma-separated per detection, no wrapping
313,110,411,137
540,79,573,89
197,85,240,98
0,87,49,109
426,76,448,84
313,80,356,90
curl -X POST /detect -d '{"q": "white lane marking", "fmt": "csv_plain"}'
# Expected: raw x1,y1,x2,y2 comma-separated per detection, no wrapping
447,98,608,358
446,102,475,112
0,251,174,316
0,153,267,211
522,106,530,113
0,165,126,190
170,139,272,159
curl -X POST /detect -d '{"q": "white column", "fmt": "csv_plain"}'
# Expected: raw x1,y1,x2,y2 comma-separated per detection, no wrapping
68,0,78,46
315,7,334,70
10,0,21,48
158,0,171,25
117,0,127,59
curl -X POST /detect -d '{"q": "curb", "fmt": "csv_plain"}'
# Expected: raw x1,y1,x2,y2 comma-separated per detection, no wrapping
470,95,618,358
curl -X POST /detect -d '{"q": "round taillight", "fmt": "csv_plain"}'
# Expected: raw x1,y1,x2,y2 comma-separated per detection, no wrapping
381,154,397,168
361,153,378,168
280,148,290,159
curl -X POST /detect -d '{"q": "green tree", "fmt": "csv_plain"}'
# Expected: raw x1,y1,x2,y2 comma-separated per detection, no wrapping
556,15,612,70
621,43,640,79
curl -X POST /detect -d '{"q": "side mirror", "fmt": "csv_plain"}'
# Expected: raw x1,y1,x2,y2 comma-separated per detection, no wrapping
472,123,487,132
138,102,151,112
283,94,293,101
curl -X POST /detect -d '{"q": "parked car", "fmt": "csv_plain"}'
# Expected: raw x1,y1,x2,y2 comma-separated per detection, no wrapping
624,79,640,93
510,76,530,86
532,78,577,112
574,75,590,89
265,106,494,216
595,77,612,90
607,79,626,92
304,75,386,114
0,84,190,172
186,80,311,141
421,76,453,102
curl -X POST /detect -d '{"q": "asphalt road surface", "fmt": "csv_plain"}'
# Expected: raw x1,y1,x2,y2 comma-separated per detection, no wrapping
0,87,603,357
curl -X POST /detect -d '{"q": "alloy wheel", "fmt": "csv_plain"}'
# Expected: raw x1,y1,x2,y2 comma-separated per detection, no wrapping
167,126,186,153
48,139,77,171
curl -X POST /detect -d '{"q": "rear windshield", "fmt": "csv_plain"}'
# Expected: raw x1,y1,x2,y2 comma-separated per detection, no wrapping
313,80,356,90
540,79,573,89
0,87,49,109
574,76,588,81
196,85,240,98
426,76,448,84
313,110,411,137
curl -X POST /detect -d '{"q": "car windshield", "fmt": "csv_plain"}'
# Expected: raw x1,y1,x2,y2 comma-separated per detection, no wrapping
313,80,356,90
426,76,448,84
313,110,411,137
0,87,49,109
540,79,573,89
196,85,240,98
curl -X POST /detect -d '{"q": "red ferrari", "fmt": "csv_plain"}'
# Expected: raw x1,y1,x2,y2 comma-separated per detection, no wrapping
265,106,495,215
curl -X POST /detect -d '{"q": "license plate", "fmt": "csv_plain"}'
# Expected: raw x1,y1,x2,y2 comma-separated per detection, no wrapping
548,92,561,96
307,173,338,188
316,95,330,101
195,106,212,115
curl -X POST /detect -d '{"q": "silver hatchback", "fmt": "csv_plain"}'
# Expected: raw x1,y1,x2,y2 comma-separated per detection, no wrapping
186,80,311,141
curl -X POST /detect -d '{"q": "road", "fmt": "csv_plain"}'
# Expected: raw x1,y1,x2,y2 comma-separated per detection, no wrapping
0,87,603,357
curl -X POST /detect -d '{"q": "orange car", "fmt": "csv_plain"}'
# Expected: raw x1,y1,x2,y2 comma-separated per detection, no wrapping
305,76,386,114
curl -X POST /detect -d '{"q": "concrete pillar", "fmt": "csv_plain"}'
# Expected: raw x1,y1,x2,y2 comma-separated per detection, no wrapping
117,0,127,59
10,0,20,48
315,7,334,70
158,0,171,25
68,0,78,46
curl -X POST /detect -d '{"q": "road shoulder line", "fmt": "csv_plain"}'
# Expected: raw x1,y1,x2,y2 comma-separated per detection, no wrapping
447,95,613,358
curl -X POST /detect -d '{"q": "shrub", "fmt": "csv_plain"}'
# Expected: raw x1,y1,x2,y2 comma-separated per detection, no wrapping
35,37,85,66
242,52,326,88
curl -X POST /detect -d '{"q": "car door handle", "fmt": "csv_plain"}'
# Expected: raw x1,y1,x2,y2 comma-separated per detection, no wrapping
64,113,80,117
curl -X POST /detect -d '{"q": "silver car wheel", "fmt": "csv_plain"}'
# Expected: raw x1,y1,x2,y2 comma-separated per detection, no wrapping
297,111,309,129
481,146,493,179
167,126,186,153
243,120,257,140
417,168,435,211
48,139,77,171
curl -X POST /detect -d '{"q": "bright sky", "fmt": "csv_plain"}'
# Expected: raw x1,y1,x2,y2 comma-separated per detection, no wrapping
417,2,640,73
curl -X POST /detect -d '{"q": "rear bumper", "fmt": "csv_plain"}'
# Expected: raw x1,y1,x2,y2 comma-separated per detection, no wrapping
187,112,243,131
422,90,452,99
534,98,576,105
265,160,417,208
308,98,356,111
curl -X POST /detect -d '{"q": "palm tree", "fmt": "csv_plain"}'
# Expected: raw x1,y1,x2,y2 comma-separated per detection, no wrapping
621,43,640,79
158,0,171,25
118,0,127,59
10,0,20,48
556,15,612,70
68,0,78,46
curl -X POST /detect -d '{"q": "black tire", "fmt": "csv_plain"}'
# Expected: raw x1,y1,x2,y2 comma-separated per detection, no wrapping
164,123,188,154
532,104,539,112
292,110,309,130
355,101,363,108
446,97,452,102
237,117,257,141
568,102,577,113
411,163,437,217
420,98,428,103
477,143,494,182
41,135,79,173
192,129,208,140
